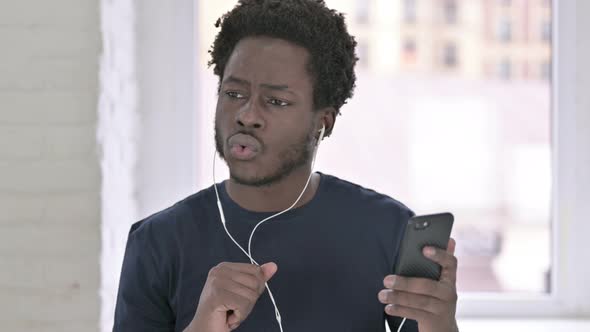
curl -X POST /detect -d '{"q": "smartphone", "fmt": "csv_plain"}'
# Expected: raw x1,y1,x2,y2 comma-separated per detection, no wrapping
394,212,454,280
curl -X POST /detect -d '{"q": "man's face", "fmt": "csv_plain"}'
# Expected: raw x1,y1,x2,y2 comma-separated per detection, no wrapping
214,36,319,187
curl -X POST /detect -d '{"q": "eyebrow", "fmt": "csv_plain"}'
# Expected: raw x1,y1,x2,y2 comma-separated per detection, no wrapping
223,75,295,94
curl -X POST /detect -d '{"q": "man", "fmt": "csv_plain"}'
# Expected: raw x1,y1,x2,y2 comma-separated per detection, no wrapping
113,1,459,331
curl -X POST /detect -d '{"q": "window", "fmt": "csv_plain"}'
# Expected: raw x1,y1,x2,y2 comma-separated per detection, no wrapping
498,19,512,42
198,0,550,296
355,0,369,24
194,0,590,324
402,38,417,63
404,0,417,24
357,41,369,68
443,42,458,68
498,58,512,79
542,21,551,42
443,0,458,24
541,61,551,80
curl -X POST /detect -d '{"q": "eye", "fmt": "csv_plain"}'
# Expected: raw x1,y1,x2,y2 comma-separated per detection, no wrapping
225,91,245,99
268,98,290,107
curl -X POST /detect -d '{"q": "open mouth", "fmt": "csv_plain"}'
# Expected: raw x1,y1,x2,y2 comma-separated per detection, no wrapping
227,133,262,161
230,143,258,160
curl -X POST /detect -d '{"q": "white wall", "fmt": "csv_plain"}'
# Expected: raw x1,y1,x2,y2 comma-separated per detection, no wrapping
135,0,198,220
98,0,198,330
576,2,590,123
0,1,101,331
97,1,140,331
569,0,590,314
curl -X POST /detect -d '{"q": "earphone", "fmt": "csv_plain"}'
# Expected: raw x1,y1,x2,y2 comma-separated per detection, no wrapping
212,123,406,331
317,124,326,145
397,317,407,332
212,122,326,332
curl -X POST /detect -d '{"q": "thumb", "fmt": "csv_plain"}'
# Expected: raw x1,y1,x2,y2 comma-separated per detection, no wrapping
447,237,456,255
260,262,278,282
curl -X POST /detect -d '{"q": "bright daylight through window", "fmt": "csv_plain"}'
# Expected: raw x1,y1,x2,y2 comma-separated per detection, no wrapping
196,0,552,295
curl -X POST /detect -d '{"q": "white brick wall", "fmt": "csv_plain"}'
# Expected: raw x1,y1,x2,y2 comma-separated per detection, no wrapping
0,0,102,331
98,0,197,330
97,0,140,330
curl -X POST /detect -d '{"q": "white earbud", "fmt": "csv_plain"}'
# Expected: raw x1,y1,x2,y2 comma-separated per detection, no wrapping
317,124,326,145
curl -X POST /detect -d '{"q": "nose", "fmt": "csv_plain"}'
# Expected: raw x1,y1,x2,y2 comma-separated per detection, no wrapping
236,99,265,129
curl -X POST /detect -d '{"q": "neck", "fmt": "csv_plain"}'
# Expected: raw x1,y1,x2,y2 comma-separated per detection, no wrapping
225,166,320,213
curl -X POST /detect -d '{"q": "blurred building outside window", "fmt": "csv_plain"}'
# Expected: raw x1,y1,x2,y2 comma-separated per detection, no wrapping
542,21,552,42
443,0,458,24
498,19,512,42
404,0,417,24
403,38,417,64
498,58,512,79
355,0,370,24
443,42,458,68
197,0,553,296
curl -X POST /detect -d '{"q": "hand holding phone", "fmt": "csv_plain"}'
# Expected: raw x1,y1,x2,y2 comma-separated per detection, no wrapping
394,212,454,280
380,212,458,332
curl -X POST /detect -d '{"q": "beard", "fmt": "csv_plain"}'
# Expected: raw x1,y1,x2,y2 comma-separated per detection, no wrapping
214,122,316,187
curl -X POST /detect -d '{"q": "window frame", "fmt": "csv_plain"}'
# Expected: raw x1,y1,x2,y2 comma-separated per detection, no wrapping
457,0,590,318
188,0,589,319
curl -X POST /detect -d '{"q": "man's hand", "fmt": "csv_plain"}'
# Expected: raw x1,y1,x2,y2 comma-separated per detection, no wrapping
379,238,459,332
185,262,278,332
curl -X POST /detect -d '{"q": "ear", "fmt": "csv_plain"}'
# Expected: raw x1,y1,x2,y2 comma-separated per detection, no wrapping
316,107,337,138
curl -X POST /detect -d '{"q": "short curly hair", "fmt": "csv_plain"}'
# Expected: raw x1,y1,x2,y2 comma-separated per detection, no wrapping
208,0,358,113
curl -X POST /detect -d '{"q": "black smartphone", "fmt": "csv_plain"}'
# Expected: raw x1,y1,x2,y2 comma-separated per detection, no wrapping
394,212,454,280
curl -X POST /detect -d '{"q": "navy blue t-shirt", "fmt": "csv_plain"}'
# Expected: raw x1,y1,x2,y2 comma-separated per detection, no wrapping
113,172,419,332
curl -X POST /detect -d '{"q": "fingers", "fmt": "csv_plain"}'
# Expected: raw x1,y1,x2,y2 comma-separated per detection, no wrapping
447,237,456,255
379,277,458,324
205,262,278,329
197,262,279,331
380,275,458,326
207,262,274,305
383,275,456,302
379,289,446,315
384,303,433,322
379,239,459,330
422,245,458,284
217,262,276,292
210,271,261,303
220,288,252,328
222,262,267,279
260,262,278,282
226,272,266,296
227,268,275,296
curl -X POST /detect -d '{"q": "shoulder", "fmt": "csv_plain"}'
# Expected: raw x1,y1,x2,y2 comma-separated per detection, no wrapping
320,172,414,219
126,185,217,250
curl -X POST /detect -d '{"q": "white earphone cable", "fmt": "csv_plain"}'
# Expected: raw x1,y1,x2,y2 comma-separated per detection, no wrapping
212,126,325,332
397,317,407,332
